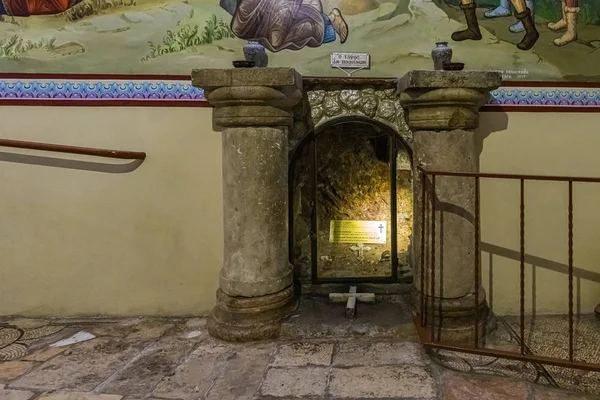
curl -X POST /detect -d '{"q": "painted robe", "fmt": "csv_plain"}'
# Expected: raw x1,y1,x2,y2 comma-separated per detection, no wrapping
228,0,330,52
0,0,83,16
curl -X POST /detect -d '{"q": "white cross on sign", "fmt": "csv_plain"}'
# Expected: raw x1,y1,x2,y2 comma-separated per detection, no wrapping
350,243,371,261
329,286,376,318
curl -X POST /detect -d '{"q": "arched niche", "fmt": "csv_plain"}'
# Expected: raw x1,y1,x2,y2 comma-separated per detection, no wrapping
289,113,414,284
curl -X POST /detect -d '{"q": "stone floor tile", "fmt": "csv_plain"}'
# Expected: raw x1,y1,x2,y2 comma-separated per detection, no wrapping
206,344,273,400
161,319,207,343
532,386,596,400
38,392,123,400
271,342,333,367
86,321,141,338
441,372,531,400
20,347,66,362
0,385,35,400
0,361,36,382
255,398,326,400
329,365,436,399
260,367,328,398
9,338,143,391
152,342,231,399
125,321,173,340
333,341,425,367
99,338,195,397
181,318,205,330
25,327,82,354
121,398,162,400
179,318,207,339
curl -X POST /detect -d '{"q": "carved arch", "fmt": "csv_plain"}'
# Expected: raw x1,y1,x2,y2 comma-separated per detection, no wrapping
289,87,412,156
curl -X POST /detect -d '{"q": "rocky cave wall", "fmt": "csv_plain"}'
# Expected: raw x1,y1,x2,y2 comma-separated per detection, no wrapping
290,85,414,283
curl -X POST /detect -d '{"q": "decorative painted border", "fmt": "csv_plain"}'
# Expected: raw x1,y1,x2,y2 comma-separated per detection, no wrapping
0,78,599,110
488,87,600,107
0,79,204,101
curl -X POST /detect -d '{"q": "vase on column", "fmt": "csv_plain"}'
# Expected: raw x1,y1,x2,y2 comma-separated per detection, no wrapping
431,42,453,70
243,40,269,68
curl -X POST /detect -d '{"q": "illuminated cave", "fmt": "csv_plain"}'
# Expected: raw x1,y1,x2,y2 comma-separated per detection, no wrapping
290,118,413,284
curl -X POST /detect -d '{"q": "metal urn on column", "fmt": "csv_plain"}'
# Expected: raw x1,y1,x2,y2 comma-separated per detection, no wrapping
243,40,269,68
431,42,453,70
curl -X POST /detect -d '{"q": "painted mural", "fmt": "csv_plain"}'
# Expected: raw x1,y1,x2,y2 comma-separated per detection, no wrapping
0,0,598,81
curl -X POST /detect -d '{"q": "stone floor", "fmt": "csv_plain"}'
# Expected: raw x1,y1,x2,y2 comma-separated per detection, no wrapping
0,315,596,400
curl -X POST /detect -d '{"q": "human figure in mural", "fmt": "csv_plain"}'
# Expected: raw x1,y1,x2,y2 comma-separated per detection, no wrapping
484,0,534,35
220,0,349,52
0,0,82,16
452,0,538,50
547,0,579,46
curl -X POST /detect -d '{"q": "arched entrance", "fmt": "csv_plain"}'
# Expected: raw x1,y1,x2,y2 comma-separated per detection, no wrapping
290,117,413,284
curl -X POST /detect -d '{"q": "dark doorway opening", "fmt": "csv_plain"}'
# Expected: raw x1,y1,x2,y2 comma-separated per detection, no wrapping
290,118,413,285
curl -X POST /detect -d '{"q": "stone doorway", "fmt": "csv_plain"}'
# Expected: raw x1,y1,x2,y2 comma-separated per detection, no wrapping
289,117,414,285
193,68,501,342
289,78,414,288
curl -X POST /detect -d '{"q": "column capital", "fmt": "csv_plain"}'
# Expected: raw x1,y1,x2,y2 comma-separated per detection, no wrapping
398,70,501,131
192,68,303,129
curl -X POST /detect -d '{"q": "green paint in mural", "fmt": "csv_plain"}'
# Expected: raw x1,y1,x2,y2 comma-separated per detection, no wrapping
0,0,597,81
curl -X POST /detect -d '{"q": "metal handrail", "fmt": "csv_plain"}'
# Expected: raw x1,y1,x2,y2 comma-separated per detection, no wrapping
416,165,600,373
0,138,146,160
417,165,600,183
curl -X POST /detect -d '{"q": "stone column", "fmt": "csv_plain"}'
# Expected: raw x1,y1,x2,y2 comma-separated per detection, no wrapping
398,70,501,343
192,68,303,341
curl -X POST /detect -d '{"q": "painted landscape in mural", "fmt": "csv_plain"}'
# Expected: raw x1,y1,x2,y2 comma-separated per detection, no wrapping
0,0,598,81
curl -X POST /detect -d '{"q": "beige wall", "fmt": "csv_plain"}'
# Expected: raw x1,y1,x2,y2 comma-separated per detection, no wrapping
0,107,223,317
478,112,600,315
0,107,598,317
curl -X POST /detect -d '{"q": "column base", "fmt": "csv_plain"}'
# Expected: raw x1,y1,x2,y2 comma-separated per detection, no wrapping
413,289,497,346
207,286,297,342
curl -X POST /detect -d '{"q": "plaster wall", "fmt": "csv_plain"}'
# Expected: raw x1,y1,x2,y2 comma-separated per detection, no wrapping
478,112,600,315
0,106,597,316
0,106,223,316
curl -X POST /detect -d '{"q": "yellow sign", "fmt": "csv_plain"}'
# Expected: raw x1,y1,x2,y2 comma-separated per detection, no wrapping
329,220,387,244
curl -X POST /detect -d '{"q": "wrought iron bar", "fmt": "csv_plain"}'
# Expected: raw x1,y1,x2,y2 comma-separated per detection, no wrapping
474,176,480,348
310,134,318,283
0,138,146,160
413,167,600,372
420,170,427,327
416,166,600,183
568,181,574,362
430,174,436,342
413,317,600,372
520,178,526,356
390,138,398,282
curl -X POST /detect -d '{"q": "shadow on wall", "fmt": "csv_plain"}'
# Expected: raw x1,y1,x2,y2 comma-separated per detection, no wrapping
0,152,144,173
475,111,509,158
482,242,600,316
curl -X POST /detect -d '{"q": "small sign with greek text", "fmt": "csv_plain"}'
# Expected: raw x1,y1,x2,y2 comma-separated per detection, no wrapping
330,52,371,70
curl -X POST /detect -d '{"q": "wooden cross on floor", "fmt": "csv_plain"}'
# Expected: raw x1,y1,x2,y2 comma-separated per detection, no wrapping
329,286,376,318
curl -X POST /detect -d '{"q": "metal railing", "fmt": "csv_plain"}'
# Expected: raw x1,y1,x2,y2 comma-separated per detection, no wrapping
415,165,600,372
0,138,146,160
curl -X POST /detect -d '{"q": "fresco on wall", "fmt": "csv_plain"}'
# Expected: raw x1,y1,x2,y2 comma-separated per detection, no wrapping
0,0,598,81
